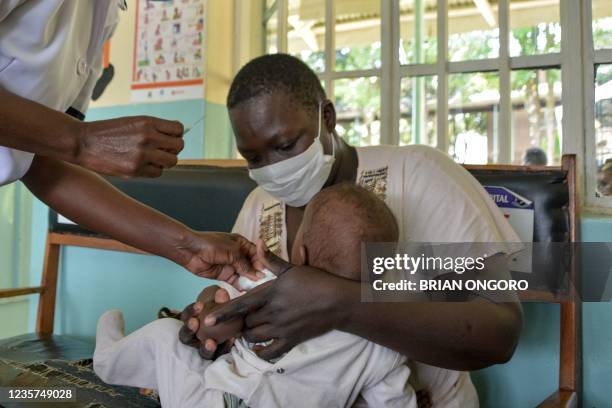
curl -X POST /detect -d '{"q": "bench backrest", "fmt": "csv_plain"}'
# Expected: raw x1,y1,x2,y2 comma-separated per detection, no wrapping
49,161,573,245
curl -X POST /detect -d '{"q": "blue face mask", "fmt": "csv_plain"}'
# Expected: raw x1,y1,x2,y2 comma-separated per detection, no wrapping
248,103,335,207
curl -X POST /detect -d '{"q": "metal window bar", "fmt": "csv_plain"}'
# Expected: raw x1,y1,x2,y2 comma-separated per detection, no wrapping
263,0,278,24
436,0,449,153
498,0,511,164
278,0,288,53
323,0,335,98
381,0,401,145
262,0,277,53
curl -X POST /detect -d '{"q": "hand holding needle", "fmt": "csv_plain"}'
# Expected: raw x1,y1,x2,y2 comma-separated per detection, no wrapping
155,115,204,161
183,115,205,136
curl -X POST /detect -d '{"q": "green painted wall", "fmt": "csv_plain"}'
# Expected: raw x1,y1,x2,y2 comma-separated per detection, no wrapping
82,100,234,159
0,181,32,340
0,298,29,338
581,216,612,408
85,100,207,158
204,102,235,158
473,214,612,407
0,183,17,290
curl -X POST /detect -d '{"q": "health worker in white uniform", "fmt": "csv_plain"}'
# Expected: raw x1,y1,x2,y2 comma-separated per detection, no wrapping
0,0,257,279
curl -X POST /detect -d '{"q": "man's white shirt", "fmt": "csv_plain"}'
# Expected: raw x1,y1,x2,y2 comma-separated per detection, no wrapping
231,144,521,407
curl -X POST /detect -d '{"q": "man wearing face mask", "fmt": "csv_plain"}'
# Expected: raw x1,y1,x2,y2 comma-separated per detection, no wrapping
248,102,335,208
181,54,523,407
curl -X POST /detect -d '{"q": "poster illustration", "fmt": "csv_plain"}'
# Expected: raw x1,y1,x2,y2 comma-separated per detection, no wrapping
132,0,206,102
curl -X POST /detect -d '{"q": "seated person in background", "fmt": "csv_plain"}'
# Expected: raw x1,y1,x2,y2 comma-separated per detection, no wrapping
522,147,548,166
93,184,417,408
597,160,612,196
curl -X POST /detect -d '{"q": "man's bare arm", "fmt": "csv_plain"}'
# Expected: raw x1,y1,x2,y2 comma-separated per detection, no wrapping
342,252,523,369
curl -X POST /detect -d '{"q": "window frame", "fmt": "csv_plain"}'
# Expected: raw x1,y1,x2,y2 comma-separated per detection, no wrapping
583,0,612,212
262,0,612,212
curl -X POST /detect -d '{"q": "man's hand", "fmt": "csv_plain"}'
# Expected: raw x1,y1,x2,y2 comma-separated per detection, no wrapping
179,232,259,280
213,267,347,360
75,116,184,178
179,263,352,361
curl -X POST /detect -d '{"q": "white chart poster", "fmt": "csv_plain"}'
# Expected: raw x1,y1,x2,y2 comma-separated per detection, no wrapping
132,0,206,102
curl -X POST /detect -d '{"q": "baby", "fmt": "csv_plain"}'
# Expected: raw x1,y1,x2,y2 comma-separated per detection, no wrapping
93,184,416,408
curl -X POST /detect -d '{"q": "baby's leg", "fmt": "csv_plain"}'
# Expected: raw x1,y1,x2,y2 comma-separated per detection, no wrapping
94,310,184,389
93,310,214,407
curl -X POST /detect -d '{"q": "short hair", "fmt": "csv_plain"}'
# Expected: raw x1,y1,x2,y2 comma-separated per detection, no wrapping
301,184,399,281
523,147,548,166
227,54,326,115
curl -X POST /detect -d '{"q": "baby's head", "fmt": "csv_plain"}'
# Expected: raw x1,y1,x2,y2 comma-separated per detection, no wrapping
291,184,398,281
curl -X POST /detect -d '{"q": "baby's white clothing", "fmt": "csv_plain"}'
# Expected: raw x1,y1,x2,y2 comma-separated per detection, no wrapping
93,310,416,408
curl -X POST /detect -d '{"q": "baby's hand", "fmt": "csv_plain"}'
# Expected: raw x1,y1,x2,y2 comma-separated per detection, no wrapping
195,289,244,346
180,286,245,359
196,285,224,305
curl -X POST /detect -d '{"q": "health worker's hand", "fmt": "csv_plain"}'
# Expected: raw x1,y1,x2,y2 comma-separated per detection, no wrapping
179,232,259,281
76,116,185,178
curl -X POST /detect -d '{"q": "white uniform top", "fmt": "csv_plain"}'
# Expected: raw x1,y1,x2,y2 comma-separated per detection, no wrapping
231,144,522,407
0,0,122,186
